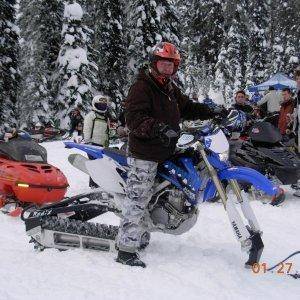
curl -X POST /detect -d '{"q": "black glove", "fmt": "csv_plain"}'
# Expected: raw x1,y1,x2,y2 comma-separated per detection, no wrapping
155,123,178,147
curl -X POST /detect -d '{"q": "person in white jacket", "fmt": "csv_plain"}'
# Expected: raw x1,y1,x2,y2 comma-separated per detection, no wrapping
257,86,282,114
83,95,110,147
83,95,110,188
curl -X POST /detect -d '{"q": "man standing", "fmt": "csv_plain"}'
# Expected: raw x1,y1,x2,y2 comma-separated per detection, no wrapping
278,88,294,136
115,42,229,268
257,86,282,114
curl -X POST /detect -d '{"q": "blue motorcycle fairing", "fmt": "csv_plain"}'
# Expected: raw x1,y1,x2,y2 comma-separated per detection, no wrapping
207,152,230,170
203,178,217,201
64,142,103,159
203,166,279,201
158,157,202,205
218,167,279,196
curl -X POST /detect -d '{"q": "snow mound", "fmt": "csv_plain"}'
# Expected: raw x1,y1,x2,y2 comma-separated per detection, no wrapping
0,141,299,299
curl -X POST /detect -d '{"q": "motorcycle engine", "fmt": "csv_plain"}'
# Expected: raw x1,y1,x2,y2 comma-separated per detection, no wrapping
149,188,198,235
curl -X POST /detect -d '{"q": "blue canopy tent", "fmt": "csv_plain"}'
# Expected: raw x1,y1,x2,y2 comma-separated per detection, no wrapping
248,73,297,92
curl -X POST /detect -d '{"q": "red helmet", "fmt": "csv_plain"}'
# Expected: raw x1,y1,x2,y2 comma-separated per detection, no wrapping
150,42,181,75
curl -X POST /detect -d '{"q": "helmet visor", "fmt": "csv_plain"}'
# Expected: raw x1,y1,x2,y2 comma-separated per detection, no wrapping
94,102,108,112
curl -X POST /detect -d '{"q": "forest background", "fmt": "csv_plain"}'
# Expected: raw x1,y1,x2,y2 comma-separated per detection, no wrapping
1,0,299,128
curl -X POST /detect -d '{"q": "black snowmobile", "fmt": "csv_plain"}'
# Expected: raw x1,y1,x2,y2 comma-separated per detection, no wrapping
229,121,300,185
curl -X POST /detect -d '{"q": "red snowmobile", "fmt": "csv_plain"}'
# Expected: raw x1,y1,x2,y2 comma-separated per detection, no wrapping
0,136,68,216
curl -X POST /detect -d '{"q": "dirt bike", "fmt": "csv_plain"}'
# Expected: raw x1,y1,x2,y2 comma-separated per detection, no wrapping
22,121,284,268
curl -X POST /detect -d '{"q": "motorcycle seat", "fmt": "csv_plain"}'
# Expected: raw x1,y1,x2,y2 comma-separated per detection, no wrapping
102,147,128,167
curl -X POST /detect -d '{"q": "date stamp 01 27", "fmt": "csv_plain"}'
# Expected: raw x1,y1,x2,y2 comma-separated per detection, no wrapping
251,262,293,274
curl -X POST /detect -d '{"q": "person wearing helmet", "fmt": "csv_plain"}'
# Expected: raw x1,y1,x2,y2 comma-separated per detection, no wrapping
83,95,111,188
115,41,228,268
83,95,110,147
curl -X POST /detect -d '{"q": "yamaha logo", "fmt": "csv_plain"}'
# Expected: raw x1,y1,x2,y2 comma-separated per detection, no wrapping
232,221,242,239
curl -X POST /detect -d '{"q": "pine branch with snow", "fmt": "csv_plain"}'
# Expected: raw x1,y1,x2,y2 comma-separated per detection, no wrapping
55,1,98,129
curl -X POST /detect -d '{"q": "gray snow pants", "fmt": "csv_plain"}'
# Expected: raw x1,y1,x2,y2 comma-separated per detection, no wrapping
116,157,158,253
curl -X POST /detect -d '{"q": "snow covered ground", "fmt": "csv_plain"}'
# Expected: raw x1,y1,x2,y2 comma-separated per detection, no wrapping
0,141,300,300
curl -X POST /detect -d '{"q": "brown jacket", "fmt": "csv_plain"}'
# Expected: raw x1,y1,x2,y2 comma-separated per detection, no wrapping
125,69,215,163
278,99,294,135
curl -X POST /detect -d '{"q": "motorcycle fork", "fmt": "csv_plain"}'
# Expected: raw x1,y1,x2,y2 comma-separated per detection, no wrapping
197,144,264,267
228,179,260,232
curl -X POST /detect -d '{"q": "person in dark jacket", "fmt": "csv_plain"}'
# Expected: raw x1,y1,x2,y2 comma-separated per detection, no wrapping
69,104,84,136
232,90,254,115
115,42,228,268
231,90,257,134
278,88,294,135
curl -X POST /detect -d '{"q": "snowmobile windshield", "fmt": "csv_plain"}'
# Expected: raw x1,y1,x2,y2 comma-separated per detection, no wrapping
0,139,47,162
249,122,282,144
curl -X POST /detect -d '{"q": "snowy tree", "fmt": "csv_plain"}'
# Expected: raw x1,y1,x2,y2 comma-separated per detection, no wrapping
55,1,98,128
18,0,63,126
214,1,249,105
185,0,225,95
277,0,299,76
0,0,19,127
267,0,300,76
126,0,181,78
94,0,127,116
245,0,270,86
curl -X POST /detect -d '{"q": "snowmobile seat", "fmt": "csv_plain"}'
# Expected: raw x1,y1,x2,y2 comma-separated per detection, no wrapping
249,122,282,144
102,147,127,167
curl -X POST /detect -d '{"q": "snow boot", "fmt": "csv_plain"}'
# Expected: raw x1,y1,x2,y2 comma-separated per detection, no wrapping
116,251,146,268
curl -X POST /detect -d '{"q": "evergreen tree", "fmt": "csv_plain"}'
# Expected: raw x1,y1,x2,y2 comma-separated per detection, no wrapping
185,0,225,95
126,0,180,78
94,0,127,116
214,1,249,105
0,0,19,127
278,0,299,76
267,0,299,76
245,0,270,86
18,0,63,126
55,1,98,128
